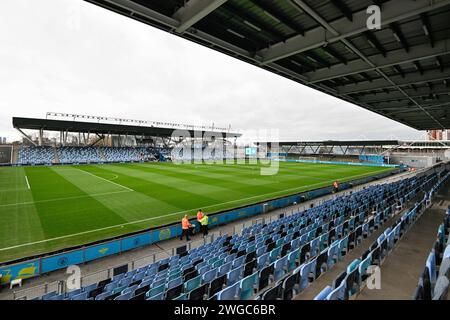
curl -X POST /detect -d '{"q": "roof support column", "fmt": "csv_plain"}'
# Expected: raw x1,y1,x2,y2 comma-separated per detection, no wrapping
15,128,37,146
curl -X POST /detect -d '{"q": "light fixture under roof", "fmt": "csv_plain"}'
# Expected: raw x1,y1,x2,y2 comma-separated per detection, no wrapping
243,20,261,32
290,60,303,67
263,10,280,23
322,49,335,59
367,39,376,49
392,31,401,42
226,28,245,39
306,55,318,63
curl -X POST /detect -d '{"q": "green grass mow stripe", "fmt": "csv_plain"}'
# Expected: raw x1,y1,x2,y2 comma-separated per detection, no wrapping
0,162,394,261
130,163,281,199
28,166,126,238
0,167,45,250
0,168,386,253
85,164,233,205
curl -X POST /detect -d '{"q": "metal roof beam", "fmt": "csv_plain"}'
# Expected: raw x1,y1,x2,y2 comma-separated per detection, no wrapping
337,67,450,94
322,45,347,65
221,3,286,43
421,13,434,48
374,96,450,111
306,40,450,83
390,22,409,52
287,0,446,129
372,0,383,9
86,0,260,62
259,0,450,64
288,58,315,73
393,65,405,78
98,0,180,28
247,0,304,36
264,62,310,83
305,52,330,68
330,0,353,21
357,85,450,103
172,0,228,33
360,72,372,82
436,56,444,72
390,100,450,111
340,39,446,129
414,61,424,75
364,31,386,57
387,104,450,116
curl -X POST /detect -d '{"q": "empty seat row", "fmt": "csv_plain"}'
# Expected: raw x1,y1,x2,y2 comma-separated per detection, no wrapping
34,172,433,300
17,146,161,165
414,201,450,300
17,146,54,165
315,172,449,300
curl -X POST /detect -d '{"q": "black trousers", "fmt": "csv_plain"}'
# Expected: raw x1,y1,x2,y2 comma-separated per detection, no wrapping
180,228,190,241
202,225,209,236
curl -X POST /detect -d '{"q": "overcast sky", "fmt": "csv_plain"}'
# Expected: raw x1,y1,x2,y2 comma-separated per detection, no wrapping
0,0,424,142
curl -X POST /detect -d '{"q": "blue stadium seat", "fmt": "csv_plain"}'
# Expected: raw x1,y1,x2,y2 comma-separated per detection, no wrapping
72,292,89,300
239,272,258,300
173,293,188,300
218,262,232,276
338,236,349,259
114,292,133,300
147,292,164,300
426,251,437,285
287,248,300,272
326,281,346,300
217,282,239,300
314,286,332,300
273,256,288,281
298,260,316,291
327,241,339,269
146,284,165,298
32,172,438,301
202,269,218,283
358,254,372,284
257,252,269,269
433,276,449,300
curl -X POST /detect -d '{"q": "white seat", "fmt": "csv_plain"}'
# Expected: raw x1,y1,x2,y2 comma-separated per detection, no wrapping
10,278,22,289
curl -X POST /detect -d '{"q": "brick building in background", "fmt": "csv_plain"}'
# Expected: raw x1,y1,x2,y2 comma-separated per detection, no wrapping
427,130,450,140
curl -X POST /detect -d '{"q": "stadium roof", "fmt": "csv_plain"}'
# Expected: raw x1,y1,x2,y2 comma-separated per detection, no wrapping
258,140,450,148
12,117,241,137
84,0,450,130
257,140,400,147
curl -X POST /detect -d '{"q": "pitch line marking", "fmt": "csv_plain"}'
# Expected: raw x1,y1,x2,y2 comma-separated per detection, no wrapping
25,175,31,190
0,188,30,192
0,171,383,251
74,168,133,192
86,172,119,181
0,190,132,208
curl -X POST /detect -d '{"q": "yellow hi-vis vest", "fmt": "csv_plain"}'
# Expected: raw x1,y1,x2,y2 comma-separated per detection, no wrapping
200,215,209,226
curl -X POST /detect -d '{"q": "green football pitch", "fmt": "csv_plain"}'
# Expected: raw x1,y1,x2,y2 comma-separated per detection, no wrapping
0,161,395,262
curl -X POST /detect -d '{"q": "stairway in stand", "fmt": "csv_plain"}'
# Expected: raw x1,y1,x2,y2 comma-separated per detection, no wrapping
53,146,59,164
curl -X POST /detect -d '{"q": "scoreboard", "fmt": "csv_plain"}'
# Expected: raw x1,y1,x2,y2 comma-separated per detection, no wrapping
0,146,12,163
245,147,257,156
